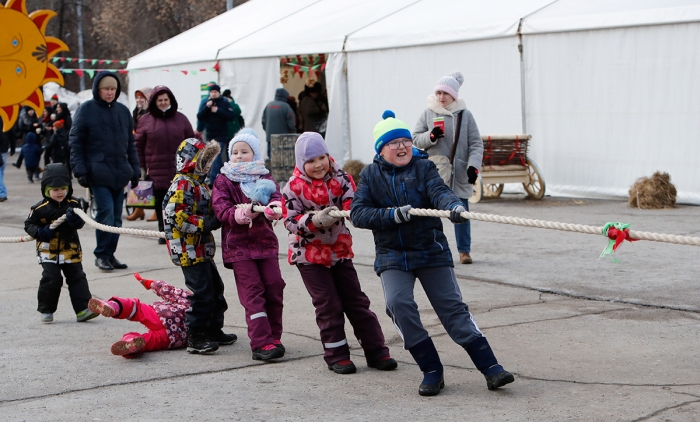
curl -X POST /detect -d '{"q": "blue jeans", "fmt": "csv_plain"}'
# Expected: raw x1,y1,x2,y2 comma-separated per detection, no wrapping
91,186,124,259
208,140,227,183
454,198,471,253
0,153,6,198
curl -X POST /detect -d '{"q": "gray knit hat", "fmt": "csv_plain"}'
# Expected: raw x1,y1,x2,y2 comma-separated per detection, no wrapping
434,71,464,100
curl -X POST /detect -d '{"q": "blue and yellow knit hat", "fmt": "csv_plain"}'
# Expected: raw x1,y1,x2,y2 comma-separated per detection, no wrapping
373,110,412,153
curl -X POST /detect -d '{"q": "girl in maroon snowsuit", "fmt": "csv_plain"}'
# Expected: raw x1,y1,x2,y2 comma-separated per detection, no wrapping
281,132,396,374
212,130,286,361
88,273,190,358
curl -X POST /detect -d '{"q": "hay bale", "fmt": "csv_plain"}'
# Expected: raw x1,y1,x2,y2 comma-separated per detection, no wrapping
628,171,677,209
342,159,366,183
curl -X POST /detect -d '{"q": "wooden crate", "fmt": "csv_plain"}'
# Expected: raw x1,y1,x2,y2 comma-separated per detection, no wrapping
481,134,531,167
270,133,299,184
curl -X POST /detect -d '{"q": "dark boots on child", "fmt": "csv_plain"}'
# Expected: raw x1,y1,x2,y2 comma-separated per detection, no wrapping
408,336,514,396
409,338,445,396
187,328,219,354
465,336,515,390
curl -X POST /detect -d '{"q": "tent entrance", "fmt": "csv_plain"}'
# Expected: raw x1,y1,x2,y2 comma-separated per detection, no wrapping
279,54,328,135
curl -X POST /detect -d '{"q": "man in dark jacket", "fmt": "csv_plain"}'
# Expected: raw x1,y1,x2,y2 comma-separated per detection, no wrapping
134,85,195,242
262,88,296,160
69,71,141,271
196,84,234,184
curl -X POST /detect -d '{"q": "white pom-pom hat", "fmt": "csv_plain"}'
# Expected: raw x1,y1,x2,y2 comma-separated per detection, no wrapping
434,71,464,100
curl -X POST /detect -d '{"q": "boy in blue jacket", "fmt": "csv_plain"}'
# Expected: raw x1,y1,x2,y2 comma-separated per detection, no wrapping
351,111,514,396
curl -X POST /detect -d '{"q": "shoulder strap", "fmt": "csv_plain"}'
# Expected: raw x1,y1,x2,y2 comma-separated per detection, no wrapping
449,111,464,165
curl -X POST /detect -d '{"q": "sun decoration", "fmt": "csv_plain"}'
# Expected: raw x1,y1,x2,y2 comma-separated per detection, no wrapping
0,0,68,131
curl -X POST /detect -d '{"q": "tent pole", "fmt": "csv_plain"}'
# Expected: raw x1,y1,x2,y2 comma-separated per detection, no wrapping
518,23,527,134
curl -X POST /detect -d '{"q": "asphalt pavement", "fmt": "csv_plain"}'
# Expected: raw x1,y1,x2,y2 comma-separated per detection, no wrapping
1,164,699,421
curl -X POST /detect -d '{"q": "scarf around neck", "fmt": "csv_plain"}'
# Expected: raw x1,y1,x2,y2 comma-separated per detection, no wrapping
220,160,270,199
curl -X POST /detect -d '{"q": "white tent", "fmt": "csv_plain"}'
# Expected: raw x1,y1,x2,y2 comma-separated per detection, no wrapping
127,0,700,204
521,0,700,204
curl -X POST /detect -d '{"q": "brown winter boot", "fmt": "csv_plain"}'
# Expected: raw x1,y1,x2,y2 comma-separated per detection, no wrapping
126,208,145,221
147,211,158,221
460,252,473,264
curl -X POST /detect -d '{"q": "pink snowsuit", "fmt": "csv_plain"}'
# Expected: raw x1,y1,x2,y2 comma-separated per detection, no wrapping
110,280,190,358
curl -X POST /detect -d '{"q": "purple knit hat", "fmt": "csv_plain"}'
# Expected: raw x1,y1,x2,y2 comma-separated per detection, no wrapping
295,132,329,176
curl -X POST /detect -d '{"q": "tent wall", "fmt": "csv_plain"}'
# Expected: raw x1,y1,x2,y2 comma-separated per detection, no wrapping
325,52,350,162
346,37,524,165
127,61,218,129
219,57,281,156
524,22,700,204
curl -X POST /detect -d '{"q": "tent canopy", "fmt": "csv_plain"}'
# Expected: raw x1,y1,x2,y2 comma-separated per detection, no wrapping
521,0,700,34
345,0,556,52
217,0,417,60
127,0,317,69
128,0,700,66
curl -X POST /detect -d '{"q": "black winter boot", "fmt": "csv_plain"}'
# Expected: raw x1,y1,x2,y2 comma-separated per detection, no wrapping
209,328,238,345
465,336,514,390
187,329,219,354
408,338,444,396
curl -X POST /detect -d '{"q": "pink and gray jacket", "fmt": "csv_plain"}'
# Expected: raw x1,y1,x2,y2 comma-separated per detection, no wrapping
281,160,356,268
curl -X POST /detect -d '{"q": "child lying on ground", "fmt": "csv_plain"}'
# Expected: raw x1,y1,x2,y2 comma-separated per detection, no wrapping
88,273,190,358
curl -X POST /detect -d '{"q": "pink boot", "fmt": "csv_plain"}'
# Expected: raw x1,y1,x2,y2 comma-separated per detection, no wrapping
88,298,119,317
111,337,146,356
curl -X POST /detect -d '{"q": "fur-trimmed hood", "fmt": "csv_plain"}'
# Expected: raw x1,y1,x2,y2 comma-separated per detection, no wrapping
426,95,467,116
174,138,220,178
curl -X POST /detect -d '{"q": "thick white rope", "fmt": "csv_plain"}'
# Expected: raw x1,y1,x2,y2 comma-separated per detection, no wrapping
0,215,68,243
72,208,165,239
2,205,699,247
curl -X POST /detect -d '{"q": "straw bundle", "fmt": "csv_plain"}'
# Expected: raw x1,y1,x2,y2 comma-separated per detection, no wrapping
628,171,676,209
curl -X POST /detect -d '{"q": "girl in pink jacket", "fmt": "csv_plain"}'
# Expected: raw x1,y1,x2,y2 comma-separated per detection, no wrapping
281,132,396,374
88,273,190,358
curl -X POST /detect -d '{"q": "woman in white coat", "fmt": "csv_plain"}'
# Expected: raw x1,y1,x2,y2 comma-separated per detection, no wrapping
413,71,483,264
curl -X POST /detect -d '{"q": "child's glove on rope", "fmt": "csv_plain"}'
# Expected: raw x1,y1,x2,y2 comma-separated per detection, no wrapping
311,206,340,228
65,208,83,228
450,206,469,224
264,201,283,221
394,205,412,224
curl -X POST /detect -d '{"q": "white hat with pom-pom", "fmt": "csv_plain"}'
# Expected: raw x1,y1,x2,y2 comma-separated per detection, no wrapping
434,71,464,100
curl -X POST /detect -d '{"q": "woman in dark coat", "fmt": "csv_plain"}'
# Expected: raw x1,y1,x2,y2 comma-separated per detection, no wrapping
133,85,195,242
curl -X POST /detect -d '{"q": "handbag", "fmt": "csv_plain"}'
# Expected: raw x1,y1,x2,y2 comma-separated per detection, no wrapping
126,180,156,208
428,111,463,185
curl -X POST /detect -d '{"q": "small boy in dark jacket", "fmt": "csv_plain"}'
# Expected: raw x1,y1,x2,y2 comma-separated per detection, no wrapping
351,111,514,396
24,163,97,323
21,132,42,182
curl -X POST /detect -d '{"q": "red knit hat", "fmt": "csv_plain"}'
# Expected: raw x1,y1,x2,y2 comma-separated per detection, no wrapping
51,94,59,100
53,119,64,129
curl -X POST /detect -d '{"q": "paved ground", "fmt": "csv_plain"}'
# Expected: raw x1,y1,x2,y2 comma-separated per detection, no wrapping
1,164,699,421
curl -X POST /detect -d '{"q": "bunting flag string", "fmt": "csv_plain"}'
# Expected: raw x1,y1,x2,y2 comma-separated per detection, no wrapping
57,67,218,78
51,57,128,65
280,54,327,78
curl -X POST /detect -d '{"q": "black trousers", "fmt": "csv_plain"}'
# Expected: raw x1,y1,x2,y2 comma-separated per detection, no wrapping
181,260,228,331
154,188,168,233
37,262,92,314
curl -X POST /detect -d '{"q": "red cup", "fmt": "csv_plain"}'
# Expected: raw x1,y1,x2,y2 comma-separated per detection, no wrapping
433,117,445,131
